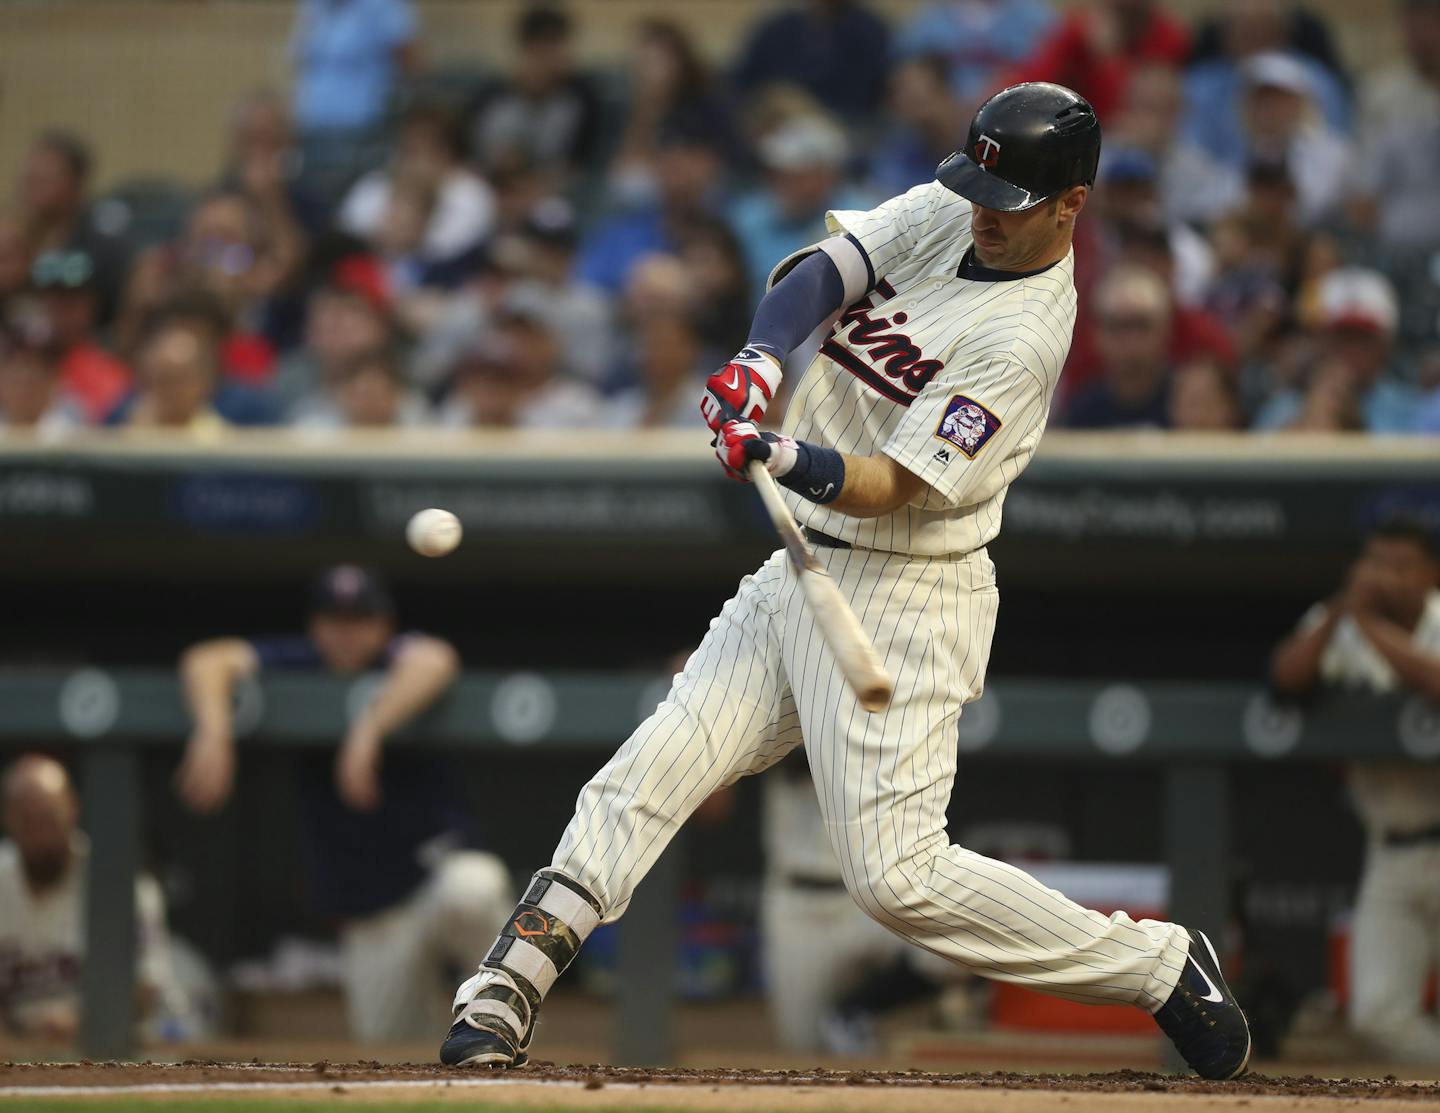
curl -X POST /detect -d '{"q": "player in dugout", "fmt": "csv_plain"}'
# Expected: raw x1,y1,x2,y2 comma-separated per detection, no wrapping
1270,517,1440,1064
0,755,189,1044
174,564,513,1042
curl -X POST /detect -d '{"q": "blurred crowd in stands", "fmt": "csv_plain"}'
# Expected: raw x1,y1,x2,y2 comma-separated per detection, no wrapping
3,0,1440,437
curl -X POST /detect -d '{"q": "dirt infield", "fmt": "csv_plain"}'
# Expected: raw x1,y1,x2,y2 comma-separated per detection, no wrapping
2,1060,1438,1112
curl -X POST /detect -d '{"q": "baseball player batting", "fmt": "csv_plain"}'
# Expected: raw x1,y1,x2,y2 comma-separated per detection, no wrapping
441,83,1251,1080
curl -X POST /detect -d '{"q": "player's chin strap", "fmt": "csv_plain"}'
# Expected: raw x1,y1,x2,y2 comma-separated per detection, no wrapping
452,869,603,1049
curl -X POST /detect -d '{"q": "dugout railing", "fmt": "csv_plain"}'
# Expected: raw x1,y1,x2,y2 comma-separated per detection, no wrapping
0,669,1434,1061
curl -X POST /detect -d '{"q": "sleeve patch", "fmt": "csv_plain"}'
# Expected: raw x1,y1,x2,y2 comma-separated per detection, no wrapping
934,394,1002,459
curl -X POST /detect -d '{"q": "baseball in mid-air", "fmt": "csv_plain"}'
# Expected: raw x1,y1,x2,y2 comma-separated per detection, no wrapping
406,508,462,557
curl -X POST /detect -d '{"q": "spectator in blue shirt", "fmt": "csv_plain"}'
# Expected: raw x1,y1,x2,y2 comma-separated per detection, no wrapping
732,0,892,123
291,0,419,135
174,566,512,1041
1419,388,1440,435
729,114,872,306
868,54,971,197
1066,266,1175,429
575,120,726,295
894,0,1055,101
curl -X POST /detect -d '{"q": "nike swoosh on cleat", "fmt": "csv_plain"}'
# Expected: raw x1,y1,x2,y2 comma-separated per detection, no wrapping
1190,959,1225,1004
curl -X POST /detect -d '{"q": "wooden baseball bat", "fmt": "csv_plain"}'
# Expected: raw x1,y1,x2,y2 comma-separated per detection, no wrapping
748,462,894,713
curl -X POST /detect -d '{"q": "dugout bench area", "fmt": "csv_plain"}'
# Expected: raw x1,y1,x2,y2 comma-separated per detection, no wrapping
0,673,1435,1060
0,432,1437,1062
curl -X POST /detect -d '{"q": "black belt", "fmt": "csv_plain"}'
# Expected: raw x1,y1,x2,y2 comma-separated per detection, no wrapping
800,527,974,561
1383,822,1440,848
783,872,849,891
803,527,851,550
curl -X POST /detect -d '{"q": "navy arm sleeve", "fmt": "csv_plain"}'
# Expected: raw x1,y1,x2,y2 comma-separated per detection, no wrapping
746,251,847,362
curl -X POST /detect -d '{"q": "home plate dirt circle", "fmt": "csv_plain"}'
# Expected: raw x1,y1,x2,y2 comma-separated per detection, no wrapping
1,1061,1436,1111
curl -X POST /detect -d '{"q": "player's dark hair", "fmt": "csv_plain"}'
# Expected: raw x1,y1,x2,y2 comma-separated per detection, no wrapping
1370,515,1439,559
33,130,92,185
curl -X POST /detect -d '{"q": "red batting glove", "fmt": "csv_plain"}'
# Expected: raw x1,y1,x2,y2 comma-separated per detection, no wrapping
714,420,798,481
700,348,783,432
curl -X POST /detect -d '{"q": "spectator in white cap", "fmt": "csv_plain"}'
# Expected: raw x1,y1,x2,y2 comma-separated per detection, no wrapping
727,113,871,305
1181,0,1350,168
1255,267,1419,433
1175,52,1349,227
1244,53,1348,221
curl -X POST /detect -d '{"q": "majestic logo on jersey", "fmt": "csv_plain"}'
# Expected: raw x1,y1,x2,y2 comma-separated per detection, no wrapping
819,280,944,407
935,394,1001,458
974,134,1001,170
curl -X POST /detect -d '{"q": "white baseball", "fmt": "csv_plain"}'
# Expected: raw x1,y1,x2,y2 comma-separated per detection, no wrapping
406,508,463,557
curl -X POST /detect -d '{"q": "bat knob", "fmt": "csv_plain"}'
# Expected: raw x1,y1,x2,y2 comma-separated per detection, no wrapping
858,680,894,714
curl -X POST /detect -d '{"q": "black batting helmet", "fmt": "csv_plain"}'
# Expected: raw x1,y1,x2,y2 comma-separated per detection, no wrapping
936,82,1101,212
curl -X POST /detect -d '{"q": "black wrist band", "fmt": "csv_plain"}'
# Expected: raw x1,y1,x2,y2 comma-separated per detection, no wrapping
778,441,846,504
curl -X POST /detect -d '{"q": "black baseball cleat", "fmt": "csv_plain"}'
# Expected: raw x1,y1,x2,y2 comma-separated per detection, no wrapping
441,968,538,1068
1153,928,1252,1080
439,1016,530,1068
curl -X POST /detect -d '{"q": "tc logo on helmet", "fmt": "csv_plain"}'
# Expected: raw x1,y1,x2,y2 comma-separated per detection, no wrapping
974,134,1002,170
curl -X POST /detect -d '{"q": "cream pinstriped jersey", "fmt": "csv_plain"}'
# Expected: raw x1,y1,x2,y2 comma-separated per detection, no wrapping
780,180,1077,557
1298,592,1440,832
0,838,171,1033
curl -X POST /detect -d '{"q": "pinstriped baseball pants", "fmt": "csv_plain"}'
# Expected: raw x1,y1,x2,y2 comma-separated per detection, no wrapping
553,546,1189,1011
